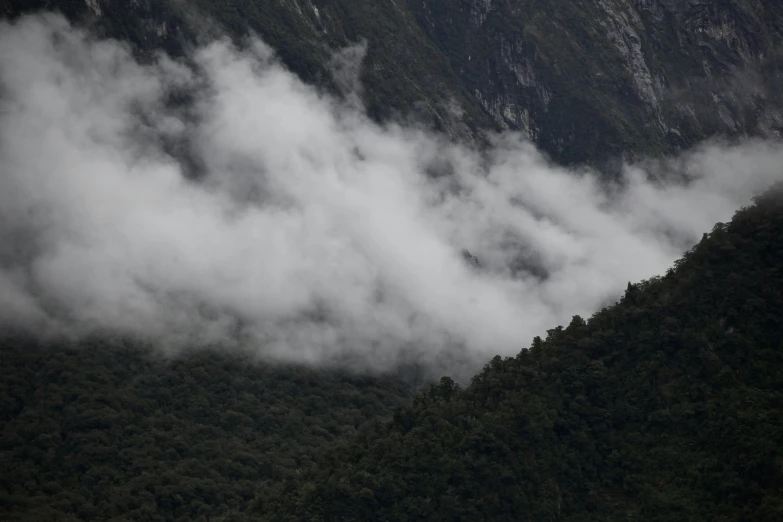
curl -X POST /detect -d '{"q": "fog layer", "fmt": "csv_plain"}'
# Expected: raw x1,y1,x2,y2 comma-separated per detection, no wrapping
1,14,781,372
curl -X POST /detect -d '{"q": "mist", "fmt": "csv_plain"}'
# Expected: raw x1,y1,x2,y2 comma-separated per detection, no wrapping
1,14,781,375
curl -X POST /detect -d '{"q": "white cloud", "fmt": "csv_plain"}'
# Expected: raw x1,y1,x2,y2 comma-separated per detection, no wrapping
0,14,781,375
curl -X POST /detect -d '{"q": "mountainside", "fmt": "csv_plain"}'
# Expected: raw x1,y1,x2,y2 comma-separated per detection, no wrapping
2,3,783,521
2,0,782,165
264,182,783,521
411,0,783,163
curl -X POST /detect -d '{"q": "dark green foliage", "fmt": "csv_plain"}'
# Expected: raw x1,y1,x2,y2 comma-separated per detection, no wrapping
0,341,410,521
266,183,783,521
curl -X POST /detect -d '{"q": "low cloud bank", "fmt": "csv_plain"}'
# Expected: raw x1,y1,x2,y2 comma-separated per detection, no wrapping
1,14,781,374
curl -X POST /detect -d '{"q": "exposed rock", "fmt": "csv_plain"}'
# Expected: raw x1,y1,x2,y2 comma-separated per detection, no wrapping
3,0,781,165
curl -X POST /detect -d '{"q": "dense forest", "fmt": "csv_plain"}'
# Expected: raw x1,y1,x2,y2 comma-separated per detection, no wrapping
2,184,782,520
0,342,411,520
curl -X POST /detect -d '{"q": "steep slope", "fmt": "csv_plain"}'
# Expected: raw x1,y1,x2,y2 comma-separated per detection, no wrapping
412,0,783,163
264,182,783,521
2,0,781,165
0,0,496,142
0,340,411,520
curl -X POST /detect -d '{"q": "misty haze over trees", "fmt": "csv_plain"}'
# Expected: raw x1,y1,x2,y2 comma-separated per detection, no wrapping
1,2,782,521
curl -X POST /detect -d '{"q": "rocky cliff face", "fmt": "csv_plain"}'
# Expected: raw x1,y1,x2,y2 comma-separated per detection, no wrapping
411,0,783,163
2,0,781,165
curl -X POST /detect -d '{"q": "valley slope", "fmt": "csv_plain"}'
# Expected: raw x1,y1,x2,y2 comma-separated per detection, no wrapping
1,3,783,521
2,0,782,164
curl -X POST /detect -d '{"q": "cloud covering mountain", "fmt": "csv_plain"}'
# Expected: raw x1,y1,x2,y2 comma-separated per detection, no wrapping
1,14,781,374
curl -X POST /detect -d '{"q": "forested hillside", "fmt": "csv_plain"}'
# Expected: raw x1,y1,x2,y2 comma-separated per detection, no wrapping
262,182,783,521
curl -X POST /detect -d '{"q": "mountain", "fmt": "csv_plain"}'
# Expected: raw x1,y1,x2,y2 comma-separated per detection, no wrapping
2,0,782,165
263,181,783,521
2,3,783,521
